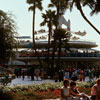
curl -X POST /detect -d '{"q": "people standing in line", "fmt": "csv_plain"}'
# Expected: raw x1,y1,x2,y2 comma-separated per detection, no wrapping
22,68,25,80
26,68,30,78
81,69,85,81
69,68,73,80
88,69,93,81
34,68,41,81
40,70,44,80
65,68,70,79
91,78,100,100
19,68,22,78
71,69,78,81
58,69,64,82
30,67,34,81
54,72,58,82
15,68,19,78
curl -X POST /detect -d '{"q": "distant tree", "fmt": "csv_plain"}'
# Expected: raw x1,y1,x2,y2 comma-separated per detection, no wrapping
53,28,70,70
48,0,69,75
0,10,17,65
40,10,56,61
40,9,57,76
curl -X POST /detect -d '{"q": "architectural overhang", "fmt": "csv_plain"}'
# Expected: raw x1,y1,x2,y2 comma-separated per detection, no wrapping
68,41,98,48
18,40,98,49
16,57,100,63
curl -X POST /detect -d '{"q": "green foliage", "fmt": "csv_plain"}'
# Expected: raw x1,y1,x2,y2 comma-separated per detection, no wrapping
0,10,17,64
0,81,95,99
0,87,13,100
26,0,43,11
0,81,94,92
76,80,96,88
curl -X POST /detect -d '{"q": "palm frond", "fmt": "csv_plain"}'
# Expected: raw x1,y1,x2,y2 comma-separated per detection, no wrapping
48,4,54,8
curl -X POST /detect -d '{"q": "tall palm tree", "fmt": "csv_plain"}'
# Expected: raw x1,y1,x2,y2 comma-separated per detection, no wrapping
68,0,100,35
40,10,57,76
48,0,69,75
40,10,56,61
26,0,43,69
53,28,70,70
26,0,43,48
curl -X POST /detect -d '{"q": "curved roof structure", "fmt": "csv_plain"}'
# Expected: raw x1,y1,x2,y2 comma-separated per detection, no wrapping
18,40,98,48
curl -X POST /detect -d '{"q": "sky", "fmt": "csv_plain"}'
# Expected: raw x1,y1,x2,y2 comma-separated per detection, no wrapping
0,0,100,50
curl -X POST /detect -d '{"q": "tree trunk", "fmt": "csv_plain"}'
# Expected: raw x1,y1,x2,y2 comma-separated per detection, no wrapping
47,22,52,63
32,3,43,68
57,39,61,70
51,38,56,78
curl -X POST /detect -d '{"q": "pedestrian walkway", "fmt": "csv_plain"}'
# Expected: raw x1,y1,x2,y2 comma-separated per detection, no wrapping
9,76,97,87
10,76,55,86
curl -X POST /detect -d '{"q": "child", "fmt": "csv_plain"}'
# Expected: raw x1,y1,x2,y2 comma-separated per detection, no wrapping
61,79,72,100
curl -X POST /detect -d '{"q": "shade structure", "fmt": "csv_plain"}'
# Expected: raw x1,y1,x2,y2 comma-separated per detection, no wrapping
8,60,26,65
27,42,32,48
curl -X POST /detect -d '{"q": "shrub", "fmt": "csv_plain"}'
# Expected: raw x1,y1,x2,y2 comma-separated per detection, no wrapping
0,89,13,100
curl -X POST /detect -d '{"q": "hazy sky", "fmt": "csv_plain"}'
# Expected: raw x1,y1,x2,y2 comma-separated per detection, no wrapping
0,0,100,50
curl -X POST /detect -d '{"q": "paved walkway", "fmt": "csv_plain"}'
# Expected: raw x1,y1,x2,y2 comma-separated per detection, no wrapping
9,76,97,86
9,76,55,86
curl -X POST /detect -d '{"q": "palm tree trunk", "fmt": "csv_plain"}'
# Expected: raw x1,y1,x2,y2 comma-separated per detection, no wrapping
47,22,52,62
78,3,100,35
32,3,43,68
51,38,56,78
51,2,60,78
57,39,61,70
32,4,35,49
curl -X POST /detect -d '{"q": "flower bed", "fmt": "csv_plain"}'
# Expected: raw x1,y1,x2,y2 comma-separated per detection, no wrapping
11,89,61,100
0,81,94,100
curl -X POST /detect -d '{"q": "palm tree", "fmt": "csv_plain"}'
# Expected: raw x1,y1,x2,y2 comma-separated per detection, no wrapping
48,0,69,76
53,28,70,70
49,0,100,34
0,10,17,65
26,0,43,47
26,0,43,69
81,0,100,15
48,0,69,16
40,10,56,63
68,0,100,34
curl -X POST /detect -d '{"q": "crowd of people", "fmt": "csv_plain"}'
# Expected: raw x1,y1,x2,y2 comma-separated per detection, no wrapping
19,50,100,58
53,67,100,82
8,66,100,100
14,67,47,81
13,66,100,82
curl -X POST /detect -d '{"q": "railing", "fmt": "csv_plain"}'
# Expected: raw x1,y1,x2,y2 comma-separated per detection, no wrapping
18,53,100,58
